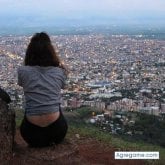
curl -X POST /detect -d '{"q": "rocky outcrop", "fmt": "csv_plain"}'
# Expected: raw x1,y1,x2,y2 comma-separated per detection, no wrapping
0,99,15,163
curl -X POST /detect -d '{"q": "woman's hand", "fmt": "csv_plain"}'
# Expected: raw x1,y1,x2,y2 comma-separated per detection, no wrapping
59,62,69,76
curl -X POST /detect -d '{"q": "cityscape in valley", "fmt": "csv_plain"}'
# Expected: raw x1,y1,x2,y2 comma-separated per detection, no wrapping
0,27,165,145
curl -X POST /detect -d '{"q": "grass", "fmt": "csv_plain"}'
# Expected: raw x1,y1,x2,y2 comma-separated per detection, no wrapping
67,121,165,165
15,108,24,127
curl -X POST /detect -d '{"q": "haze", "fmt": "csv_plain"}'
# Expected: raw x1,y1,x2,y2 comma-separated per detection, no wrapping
0,0,164,27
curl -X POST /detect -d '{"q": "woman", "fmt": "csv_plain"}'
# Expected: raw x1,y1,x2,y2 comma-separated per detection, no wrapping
18,32,68,147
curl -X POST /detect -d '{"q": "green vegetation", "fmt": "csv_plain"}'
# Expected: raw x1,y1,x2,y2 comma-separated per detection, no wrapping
68,122,165,165
75,107,102,118
15,109,24,127
67,107,165,165
131,113,165,147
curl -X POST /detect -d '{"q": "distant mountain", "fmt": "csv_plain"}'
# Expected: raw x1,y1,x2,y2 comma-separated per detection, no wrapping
0,14,165,38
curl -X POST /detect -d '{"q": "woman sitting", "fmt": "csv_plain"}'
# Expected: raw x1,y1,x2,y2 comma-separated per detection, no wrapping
18,32,68,147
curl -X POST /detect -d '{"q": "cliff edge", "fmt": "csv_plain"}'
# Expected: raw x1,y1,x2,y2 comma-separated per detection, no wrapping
0,100,146,165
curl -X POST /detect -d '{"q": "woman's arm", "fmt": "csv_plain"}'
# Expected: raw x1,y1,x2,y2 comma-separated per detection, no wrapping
59,62,69,77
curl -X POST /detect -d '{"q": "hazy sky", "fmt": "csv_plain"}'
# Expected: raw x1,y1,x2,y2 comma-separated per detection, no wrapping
0,0,164,26
0,0,164,14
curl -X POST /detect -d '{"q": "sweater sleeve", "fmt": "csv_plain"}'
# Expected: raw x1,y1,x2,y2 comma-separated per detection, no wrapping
61,68,67,89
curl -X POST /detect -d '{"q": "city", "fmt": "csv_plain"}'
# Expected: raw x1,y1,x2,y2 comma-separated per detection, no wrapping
0,33,165,140
0,34,164,115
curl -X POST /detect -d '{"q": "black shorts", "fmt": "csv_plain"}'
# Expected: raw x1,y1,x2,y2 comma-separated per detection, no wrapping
20,108,68,147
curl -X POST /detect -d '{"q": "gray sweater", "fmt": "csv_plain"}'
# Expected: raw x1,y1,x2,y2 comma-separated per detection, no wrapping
18,66,66,116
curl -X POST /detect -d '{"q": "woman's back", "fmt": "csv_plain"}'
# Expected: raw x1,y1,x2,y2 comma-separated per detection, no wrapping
18,65,66,116
18,32,68,147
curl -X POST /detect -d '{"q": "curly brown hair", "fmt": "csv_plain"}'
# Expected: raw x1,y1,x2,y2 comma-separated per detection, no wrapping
24,32,61,67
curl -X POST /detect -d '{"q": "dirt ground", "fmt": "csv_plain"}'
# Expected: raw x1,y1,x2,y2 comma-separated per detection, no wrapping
4,129,147,165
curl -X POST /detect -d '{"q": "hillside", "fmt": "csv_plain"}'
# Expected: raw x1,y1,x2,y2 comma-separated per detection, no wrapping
11,109,165,165
13,127,146,165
